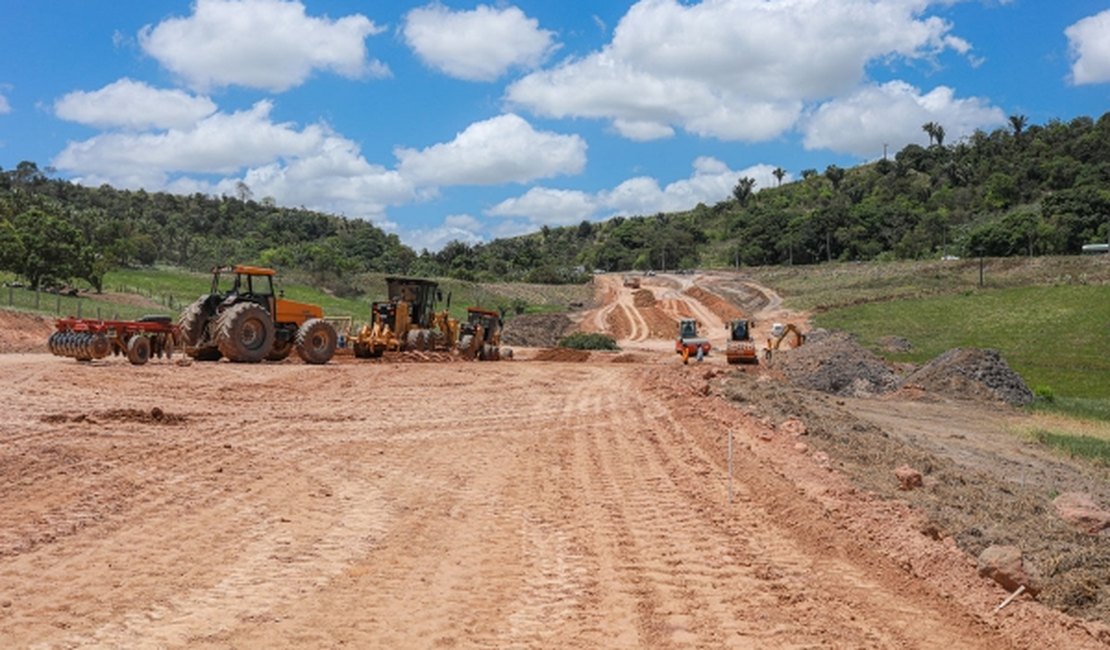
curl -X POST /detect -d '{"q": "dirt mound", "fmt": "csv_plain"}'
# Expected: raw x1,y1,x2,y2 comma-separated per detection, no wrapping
773,330,900,397
531,348,590,362
684,286,743,321
632,289,655,308
502,313,573,347
0,309,55,353
905,348,1034,406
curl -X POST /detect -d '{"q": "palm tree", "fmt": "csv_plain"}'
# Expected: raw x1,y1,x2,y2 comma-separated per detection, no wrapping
824,164,845,191
922,121,938,146
934,124,946,147
1009,114,1027,137
733,176,756,206
772,167,786,187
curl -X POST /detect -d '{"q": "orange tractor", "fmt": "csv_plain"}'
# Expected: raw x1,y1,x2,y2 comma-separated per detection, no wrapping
177,265,337,364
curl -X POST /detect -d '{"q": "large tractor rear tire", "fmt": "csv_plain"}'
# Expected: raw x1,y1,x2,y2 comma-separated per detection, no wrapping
296,318,337,364
216,302,275,363
178,296,210,353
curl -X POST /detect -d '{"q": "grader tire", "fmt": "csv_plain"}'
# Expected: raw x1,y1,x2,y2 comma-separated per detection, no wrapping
457,334,475,359
216,302,275,363
127,336,151,365
296,318,337,365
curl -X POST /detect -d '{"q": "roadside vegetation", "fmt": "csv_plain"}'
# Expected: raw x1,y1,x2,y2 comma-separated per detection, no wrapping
557,332,619,351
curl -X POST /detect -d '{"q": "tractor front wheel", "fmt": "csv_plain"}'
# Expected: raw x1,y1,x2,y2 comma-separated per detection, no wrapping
296,319,337,364
216,303,275,363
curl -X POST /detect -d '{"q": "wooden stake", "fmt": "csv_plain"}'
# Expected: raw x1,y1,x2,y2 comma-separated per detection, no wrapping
728,429,734,504
994,585,1026,613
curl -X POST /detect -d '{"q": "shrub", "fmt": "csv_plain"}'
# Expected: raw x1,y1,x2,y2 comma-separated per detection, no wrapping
558,332,619,351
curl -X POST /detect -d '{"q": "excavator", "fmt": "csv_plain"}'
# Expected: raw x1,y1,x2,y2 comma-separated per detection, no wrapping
764,322,805,360
724,318,758,365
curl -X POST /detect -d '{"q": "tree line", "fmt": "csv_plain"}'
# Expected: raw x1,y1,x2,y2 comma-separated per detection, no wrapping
2,111,1107,292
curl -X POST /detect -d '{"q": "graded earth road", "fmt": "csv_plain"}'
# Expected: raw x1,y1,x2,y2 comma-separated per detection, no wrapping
0,276,1102,648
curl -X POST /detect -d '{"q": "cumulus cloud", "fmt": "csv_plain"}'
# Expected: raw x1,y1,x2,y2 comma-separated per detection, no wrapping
54,101,327,182
1066,9,1110,85
403,214,487,252
487,157,775,227
54,79,217,130
395,113,586,186
0,92,10,115
507,0,973,142
802,81,1004,157
139,0,387,92
403,4,558,81
487,187,597,226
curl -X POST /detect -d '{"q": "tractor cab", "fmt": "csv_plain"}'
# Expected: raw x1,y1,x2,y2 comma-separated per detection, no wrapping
678,319,698,339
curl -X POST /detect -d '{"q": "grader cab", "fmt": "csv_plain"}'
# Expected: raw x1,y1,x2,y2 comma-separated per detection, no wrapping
177,265,337,364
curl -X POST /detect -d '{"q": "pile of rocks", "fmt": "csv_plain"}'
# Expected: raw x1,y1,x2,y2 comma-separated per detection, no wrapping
903,348,1034,406
772,330,901,397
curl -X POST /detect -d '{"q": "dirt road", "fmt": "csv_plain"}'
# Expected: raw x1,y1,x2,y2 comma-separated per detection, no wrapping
0,277,1104,648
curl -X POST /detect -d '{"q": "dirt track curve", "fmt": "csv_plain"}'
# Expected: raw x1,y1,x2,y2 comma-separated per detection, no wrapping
0,274,1104,648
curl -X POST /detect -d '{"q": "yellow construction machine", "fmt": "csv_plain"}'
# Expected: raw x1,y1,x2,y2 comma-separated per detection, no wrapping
352,277,458,358
456,307,512,360
725,318,758,365
764,322,806,360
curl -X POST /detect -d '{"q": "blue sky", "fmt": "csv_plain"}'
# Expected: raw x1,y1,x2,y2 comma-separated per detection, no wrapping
2,1,1109,251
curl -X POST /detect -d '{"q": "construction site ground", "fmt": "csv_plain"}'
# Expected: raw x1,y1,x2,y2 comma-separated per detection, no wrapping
1,273,1107,648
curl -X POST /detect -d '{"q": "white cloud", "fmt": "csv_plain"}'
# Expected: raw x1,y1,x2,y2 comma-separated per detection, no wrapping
403,4,558,81
395,113,586,186
139,0,387,92
802,81,1004,157
54,79,217,130
487,157,774,227
487,187,597,225
0,92,9,115
1066,9,1110,85
54,101,325,180
507,0,972,142
403,214,486,252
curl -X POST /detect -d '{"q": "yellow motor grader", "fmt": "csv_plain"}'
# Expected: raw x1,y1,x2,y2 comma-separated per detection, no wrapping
352,277,458,358
456,307,512,361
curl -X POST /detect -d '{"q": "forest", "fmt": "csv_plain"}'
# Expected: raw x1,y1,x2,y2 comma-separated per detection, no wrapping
1,112,1107,290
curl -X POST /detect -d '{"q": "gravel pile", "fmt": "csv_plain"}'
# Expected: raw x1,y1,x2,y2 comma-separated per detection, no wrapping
904,348,1034,406
501,313,573,347
773,330,901,397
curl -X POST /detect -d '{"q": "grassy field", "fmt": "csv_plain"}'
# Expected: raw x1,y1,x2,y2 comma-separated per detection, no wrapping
751,256,1110,425
1,267,594,325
